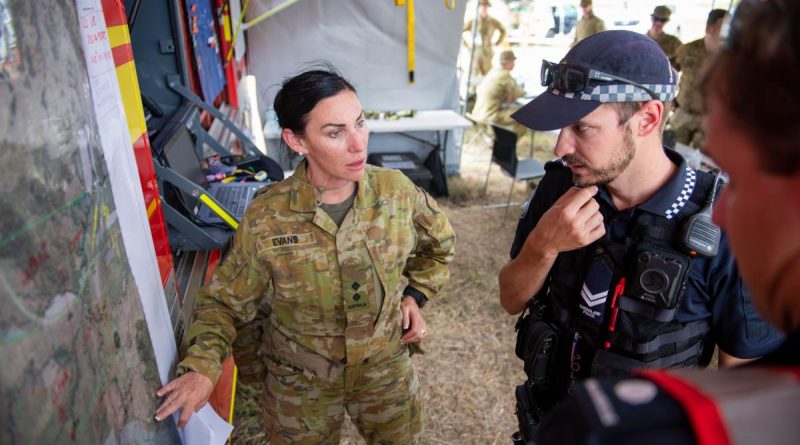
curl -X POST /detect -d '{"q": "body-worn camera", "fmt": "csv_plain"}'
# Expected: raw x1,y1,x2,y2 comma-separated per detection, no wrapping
627,246,690,310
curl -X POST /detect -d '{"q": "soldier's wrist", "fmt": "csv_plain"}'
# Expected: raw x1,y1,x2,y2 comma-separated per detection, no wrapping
403,286,428,309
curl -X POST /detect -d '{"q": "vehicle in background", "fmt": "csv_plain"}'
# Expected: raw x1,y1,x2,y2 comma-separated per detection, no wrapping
546,3,578,37
506,0,578,43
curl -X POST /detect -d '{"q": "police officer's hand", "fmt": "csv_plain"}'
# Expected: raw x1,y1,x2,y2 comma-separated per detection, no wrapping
155,371,214,428
400,296,426,344
526,186,605,256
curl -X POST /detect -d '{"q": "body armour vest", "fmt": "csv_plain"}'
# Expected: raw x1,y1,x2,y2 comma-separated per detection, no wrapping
520,159,720,404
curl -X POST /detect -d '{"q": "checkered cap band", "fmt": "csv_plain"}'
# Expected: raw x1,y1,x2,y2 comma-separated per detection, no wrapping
552,83,676,103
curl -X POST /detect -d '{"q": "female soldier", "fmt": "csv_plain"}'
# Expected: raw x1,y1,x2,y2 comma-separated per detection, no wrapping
155,66,456,444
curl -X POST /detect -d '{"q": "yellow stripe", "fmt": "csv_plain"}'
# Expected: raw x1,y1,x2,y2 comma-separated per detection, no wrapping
222,8,232,41
107,24,131,48
395,0,405,5
198,194,239,229
147,197,159,218
407,0,415,84
228,366,238,425
116,61,147,142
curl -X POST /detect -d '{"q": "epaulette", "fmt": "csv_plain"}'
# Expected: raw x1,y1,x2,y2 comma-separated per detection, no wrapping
253,180,280,198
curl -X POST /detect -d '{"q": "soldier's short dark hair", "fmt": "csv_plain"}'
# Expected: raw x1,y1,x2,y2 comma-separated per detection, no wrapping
706,9,728,28
273,62,357,135
702,0,800,175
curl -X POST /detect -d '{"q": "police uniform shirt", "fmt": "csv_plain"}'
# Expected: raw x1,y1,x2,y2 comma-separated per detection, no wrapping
509,148,784,361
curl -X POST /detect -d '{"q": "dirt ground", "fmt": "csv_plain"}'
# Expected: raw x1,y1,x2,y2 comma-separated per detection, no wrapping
231,128,558,444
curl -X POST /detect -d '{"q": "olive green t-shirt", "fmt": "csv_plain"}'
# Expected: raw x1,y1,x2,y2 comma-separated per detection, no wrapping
320,190,357,227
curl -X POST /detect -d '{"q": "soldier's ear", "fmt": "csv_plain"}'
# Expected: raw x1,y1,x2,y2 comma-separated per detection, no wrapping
282,128,308,155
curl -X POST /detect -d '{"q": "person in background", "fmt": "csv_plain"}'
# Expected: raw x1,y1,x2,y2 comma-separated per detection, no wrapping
645,5,682,64
573,0,605,46
463,0,507,77
154,65,456,444
536,2,800,443
670,9,728,149
472,49,528,140
499,30,783,441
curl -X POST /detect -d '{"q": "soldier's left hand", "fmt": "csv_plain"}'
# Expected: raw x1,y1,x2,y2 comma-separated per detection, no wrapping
400,296,427,344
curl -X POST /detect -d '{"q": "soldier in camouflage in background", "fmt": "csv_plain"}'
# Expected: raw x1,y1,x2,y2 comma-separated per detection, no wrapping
670,9,728,149
463,0,507,77
645,6,682,64
573,0,605,47
155,66,456,445
472,50,528,139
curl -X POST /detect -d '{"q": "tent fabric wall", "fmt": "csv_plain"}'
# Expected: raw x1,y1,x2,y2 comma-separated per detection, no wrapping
247,0,468,173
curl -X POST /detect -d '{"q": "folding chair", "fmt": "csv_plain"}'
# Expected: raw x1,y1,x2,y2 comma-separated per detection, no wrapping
484,123,546,217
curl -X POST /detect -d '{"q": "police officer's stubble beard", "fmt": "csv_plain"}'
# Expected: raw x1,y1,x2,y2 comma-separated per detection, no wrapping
564,123,636,188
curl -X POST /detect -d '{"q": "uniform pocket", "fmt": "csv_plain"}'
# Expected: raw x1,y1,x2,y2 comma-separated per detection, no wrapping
268,247,336,334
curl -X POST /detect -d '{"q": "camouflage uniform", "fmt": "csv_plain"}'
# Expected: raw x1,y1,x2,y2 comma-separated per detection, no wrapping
672,38,707,148
646,30,682,64
472,66,528,139
178,161,455,444
464,16,506,76
573,13,605,46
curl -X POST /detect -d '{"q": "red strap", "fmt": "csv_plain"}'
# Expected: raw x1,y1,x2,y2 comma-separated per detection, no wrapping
638,370,732,445
604,277,626,349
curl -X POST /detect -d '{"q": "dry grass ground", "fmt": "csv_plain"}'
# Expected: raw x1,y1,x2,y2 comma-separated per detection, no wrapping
232,128,558,444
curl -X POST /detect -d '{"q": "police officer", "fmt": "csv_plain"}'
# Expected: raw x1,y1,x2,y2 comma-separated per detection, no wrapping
537,2,800,442
573,0,605,47
645,6,681,64
670,9,727,149
472,49,528,140
155,67,456,444
498,30,783,436
463,0,507,77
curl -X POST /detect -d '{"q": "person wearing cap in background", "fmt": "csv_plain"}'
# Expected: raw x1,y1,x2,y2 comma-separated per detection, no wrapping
471,49,528,140
645,5,682,64
498,30,782,442
535,2,800,443
573,0,605,47
670,9,728,149
463,0,507,77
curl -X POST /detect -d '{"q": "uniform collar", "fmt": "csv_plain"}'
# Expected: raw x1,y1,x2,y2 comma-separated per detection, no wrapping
596,148,696,219
289,160,377,213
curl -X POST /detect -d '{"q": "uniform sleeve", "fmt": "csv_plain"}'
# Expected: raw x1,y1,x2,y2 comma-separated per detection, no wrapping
511,78,525,101
403,187,456,300
672,44,686,71
595,18,606,33
708,235,784,358
493,18,507,45
463,19,474,33
177,219,272,383
496,73,524,103
509,167,568,259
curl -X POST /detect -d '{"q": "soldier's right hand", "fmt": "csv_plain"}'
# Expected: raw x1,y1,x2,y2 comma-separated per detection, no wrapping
523,186,605,256
155,371,214,428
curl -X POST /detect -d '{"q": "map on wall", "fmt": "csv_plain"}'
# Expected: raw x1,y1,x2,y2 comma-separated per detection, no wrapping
0,2,180,443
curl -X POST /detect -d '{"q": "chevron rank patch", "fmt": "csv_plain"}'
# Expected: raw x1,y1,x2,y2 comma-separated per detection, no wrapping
579,254,614,323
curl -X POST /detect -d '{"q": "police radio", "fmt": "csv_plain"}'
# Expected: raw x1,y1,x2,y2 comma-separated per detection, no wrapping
681,170,723,258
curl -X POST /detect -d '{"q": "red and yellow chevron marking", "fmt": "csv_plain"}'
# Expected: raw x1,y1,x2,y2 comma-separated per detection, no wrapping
101,0,174,286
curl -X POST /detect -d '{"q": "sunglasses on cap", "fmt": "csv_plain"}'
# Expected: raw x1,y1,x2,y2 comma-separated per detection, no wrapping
540,60,660,100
